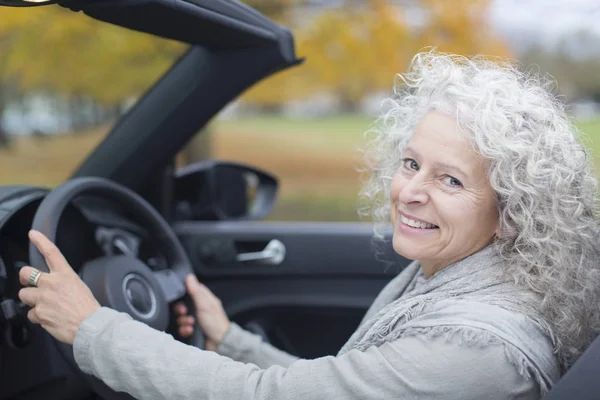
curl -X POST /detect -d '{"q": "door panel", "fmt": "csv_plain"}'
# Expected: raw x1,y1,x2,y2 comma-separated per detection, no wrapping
174,221,410,358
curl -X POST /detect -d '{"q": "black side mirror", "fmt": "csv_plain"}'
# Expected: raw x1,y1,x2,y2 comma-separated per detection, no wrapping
173,161,278,221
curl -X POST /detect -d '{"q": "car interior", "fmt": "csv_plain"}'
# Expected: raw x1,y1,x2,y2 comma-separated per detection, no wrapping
0,1,598,399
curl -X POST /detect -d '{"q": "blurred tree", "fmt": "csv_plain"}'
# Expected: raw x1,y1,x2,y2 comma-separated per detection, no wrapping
0,0,513,126
10,7,185,103
243,0,511,110
299,0,414,111
0,6,185,137
0,8,42,145
235,0,308,109
242,0,414,110
243,0,300,23
519,30,600,101
419,0,510,57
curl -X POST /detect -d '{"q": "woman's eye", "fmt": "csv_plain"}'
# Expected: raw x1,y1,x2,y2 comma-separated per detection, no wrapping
403,159,419,171
443,176,462,187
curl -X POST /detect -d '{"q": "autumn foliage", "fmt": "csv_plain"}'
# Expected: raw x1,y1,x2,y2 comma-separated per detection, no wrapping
0,0,510,110
1,6,185,104
243,0,510,108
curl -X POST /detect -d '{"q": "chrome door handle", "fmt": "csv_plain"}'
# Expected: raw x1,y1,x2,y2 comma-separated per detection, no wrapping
236,239,286,265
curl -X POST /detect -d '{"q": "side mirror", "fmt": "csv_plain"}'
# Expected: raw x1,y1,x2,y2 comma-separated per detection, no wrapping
173,161,278,221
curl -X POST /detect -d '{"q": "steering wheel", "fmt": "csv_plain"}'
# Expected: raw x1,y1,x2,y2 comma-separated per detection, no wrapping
28,177,205,399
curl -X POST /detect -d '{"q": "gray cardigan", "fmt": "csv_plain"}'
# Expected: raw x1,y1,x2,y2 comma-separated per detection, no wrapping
73,274,542,399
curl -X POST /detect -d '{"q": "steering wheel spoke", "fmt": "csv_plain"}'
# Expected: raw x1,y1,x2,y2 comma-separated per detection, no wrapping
153,268,187,303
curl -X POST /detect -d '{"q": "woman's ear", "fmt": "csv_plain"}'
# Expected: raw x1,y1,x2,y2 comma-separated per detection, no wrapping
492,216,503,240
493,219,505,240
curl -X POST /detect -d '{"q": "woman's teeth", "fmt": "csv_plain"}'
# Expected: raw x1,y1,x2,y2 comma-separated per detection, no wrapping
400,214,437,229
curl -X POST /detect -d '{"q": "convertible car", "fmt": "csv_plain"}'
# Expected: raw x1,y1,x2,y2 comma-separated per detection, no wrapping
0,1,597,399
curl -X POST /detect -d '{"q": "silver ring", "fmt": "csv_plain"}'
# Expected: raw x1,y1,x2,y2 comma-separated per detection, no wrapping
28,268,42,287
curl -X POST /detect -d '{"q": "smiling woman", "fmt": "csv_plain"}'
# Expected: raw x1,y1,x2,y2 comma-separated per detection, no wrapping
360,51,600,374
14,50,600,400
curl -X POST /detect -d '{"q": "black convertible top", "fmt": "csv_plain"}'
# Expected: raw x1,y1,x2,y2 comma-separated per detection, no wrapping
62,0,294,55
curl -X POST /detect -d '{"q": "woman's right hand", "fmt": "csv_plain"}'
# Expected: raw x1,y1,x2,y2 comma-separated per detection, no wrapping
174,275,231,351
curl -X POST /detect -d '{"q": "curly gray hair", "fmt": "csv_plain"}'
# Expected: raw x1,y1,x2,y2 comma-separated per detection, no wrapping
359,50,600,370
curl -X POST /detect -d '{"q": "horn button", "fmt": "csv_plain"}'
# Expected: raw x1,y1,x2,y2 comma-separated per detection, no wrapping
79,255,169,331
123,274,156,318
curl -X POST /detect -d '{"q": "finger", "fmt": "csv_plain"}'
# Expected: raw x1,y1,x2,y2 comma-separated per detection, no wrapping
18,287,40,307
18,266,47,287
185,275,207,297
173,302,188,316
27,308,41,325
29,230,70,273
179,325,194,337
177,315,195,327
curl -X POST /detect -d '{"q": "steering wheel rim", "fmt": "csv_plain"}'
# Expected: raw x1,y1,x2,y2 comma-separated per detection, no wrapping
28,177,205,398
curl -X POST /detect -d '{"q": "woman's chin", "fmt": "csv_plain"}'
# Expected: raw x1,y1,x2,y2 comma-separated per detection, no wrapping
392,237,428,261
393,223,440,255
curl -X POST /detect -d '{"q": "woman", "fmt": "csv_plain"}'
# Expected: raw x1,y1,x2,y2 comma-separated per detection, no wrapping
18,51,600,399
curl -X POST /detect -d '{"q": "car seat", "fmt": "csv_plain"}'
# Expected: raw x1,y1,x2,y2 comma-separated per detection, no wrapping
543,335,600,399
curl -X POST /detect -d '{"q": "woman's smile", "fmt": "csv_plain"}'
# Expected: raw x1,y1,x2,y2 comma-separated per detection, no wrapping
397,212,439,234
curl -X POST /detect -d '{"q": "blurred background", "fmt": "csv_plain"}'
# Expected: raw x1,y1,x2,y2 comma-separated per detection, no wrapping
1,0,599,221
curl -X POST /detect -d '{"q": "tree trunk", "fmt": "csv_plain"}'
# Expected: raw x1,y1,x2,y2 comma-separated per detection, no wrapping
0,89,11,149
0,124,9,148
339,94,359,113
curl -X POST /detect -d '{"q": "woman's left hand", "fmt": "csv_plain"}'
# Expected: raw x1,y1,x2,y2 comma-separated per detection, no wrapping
18,230,101,345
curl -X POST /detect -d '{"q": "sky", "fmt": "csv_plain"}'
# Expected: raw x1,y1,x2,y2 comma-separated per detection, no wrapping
490,0,600,52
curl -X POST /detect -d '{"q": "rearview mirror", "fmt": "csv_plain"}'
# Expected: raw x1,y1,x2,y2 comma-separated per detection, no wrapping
173,161,278,221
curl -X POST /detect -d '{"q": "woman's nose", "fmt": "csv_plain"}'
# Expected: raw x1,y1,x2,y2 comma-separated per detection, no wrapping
398,174,429,205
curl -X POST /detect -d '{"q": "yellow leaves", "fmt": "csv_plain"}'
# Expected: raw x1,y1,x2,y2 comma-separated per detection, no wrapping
1,6,185,104
243,0,297,24
0,7,46,33
420,0,510,57
244,0,511,107
254,1,414,105
1,0,511,107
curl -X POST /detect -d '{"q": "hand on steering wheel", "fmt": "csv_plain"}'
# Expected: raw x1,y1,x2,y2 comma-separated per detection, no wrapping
174,275,231,351
18,230,101,345
25,177,206,399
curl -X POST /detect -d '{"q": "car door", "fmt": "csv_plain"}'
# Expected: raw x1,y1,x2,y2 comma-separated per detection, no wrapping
174,219,410,358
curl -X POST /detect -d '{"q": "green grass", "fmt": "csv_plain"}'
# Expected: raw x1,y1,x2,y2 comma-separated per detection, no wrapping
216,114,600,145
213,114,374,152
215,114,374,136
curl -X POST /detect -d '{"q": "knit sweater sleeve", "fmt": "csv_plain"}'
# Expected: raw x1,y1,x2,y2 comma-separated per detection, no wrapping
216,322,299,368
73,307,539,400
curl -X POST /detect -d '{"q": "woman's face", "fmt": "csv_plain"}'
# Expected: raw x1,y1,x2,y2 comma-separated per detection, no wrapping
390,110,499,277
